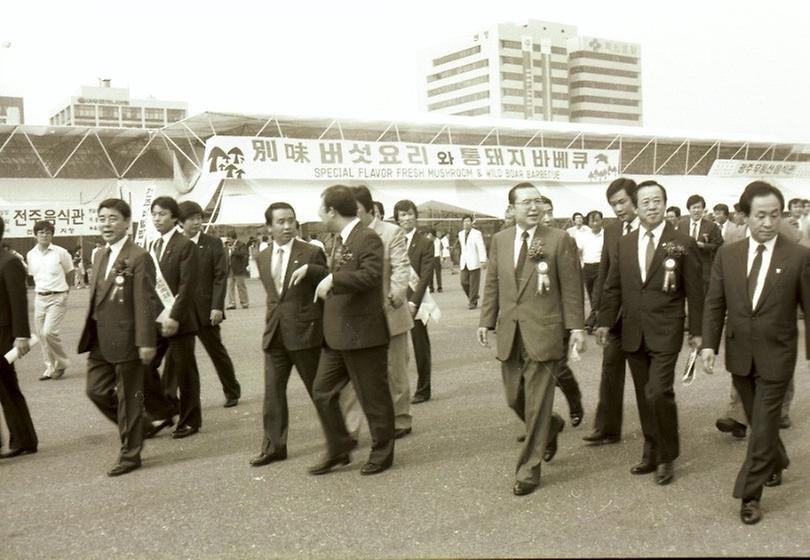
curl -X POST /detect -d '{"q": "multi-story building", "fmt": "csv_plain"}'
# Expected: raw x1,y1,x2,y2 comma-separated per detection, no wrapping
423,20,642,126
0,96,24,125
49,79,187,129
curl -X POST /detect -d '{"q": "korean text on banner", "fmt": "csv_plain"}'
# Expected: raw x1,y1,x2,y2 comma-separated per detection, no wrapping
0,205,99,238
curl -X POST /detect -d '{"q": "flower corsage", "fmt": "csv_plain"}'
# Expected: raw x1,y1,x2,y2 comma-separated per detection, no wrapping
527,239,551,295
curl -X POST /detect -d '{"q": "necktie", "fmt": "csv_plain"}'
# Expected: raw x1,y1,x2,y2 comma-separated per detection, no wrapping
516,231,529,280
644,231,656,277
691,222,698,240
99,247,112,281
747,244,765,305
624,222,632,236
154,238,164,260
331,235,344,272
273,247,284,294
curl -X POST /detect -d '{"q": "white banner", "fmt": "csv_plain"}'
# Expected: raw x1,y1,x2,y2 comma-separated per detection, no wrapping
133,185,157,248
203,136,620,183
0,204,99,238
709,159,810,178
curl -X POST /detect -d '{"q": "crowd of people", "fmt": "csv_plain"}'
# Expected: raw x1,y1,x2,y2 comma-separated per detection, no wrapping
0,179,808,527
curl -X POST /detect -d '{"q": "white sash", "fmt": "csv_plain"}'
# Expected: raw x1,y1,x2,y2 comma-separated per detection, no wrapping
150,249,176,323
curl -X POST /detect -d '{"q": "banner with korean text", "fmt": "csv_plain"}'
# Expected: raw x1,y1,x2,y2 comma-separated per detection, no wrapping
709,160,810,178
0,204,99,238
203,136,621,183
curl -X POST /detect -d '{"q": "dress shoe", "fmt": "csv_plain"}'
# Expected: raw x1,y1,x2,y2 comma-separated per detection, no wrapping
51,367,66,380
543,417,565,463
740,500,762,525
570,410,583,428
224,397,239,408
308,454,350,475
467,302,478,310
437,287,442,293
0,447,37,459
764,471,782,487
780,415,791,429
394,427,412,439
241,305,249,309
582,430,620,446
516,434,526,442
250,450,287,467
655,462,674,485
38,372,52,381
630,461,657,475
716,417,747,438
144,418,174,439
513,481,537,496
171,425,199,439
226,305,236,310
411,394,430,404
360,461,391,475
107,461,141,477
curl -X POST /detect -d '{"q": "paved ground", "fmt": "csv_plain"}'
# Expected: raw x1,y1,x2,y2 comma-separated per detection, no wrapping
1,274,808,559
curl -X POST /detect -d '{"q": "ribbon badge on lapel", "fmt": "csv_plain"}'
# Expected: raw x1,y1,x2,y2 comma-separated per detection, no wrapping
527,239,550,295
661,242,687,293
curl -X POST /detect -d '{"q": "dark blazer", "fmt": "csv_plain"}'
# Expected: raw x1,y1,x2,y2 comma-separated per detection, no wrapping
590,221,623,321
0,249,30,352
229,240,249,276
702,236,810,380
407,230,434,308
152,231,199,336
191,232,228,326
599,222,704,353
310,222,388,350
257,239,326,352
679,217,723,282
78,239,158,362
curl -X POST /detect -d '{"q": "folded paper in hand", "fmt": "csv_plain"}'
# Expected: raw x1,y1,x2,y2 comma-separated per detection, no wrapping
682,348,698,386
3,335,41,365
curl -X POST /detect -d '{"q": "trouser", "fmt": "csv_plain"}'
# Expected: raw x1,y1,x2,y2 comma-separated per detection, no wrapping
34,292,70,373
411,320,432,400
144,334,201,429
197,324,241,400
341,332,411,436
0,346,38,452
626,344,680,465
312,345,394,467
593,328,627,436
460,267,480,306
502,328,559,486
732,370,791,502
554,329,582,417
227,274,248,307
725,377,794,425
430,257,442,291
582,263,599,327
85,347,145,467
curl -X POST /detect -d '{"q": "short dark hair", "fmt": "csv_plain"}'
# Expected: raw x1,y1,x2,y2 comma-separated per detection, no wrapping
788,198,803,209
686,194,706,209
227,230,237,239
738,181,785,216
605,177,637,204
507,182,538,204
151,196,180,218
712,203,729,216
309,233,318,240
33,220,55,235
572,212,584,221
98,198,132,220
462,214,473,223
587,210,603,222
666,206,681,217
322,185,357,218
633,180,668,206
352,186,374,213
178,200,204,222
429,228,437,236
733,203,742,213
541,196,553,210
264,202,296,225
393,199,419,220
373,201,385,218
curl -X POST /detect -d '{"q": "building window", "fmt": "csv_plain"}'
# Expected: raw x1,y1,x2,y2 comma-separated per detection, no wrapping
428,90,490,111
501,87,524,97
144,108,164,121
427,59,489,82
570,95,639,107
122,107,141,120
500,55,523,65
501,71,523,82
533,45,567,55
166,109,185,122
569,51,639,65
99,106,119,119
427,75,489,97
453,107,490,116
502,103,528,113
571,109,641,121
569,65,639,79
500,39,521,49
569,80,640,93
433,45,482,67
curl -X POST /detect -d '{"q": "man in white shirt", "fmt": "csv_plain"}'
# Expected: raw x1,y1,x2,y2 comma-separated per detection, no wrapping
26,220,74,380
713,203,732,240
428,229,442,293
566,212,587,243
457,215,487,309
580,211,605,330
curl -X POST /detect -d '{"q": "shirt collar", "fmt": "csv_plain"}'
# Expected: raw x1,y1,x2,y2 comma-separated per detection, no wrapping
272,239,294,253
641,220,666,239
404,228,416,244
159,227,177,243
749,235,777,254
106,235,128,252
36,243,53,253
190,232,201,245
340,218,361,242
515,224,537,241
627,217,640,232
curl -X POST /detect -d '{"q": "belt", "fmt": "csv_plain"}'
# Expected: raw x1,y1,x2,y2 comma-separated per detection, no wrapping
36,291,66,296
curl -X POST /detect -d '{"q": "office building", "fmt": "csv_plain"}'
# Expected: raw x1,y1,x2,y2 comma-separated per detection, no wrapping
0,96,24,125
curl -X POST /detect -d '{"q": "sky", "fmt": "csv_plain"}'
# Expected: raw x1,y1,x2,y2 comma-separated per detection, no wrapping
2,0,809,141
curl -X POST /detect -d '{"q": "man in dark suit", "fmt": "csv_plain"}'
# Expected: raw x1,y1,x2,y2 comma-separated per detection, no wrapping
702,181,810,525
679,194,723,297
394,199,434,404
142,196,201,439
583,178,640,446
478,183,585,496
226,231,249,309
307,185,395,476
78,199,158,476
178,201,241,408
0,217,38,459
250,202,327,467
597,180,704,486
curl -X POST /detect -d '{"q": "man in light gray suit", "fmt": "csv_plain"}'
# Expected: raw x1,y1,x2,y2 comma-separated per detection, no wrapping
341,186,415,439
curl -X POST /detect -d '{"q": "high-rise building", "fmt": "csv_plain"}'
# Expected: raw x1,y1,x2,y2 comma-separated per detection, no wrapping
423,20,642,126
49,79,187,129
0,96,24,125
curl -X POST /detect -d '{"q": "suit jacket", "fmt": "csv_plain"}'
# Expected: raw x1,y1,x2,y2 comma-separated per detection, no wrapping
0,249,30,353
407,230,434,309
679,217,723,282
191,232,228,327
702,236,810,380
310,222,389,351
229,240,249,276
78,239,158,362
479,226,584,363
257,239,325,352
723,222,748,244
371,218,413,337
151,232,199,336
599,222,704,354
458,228,487,270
